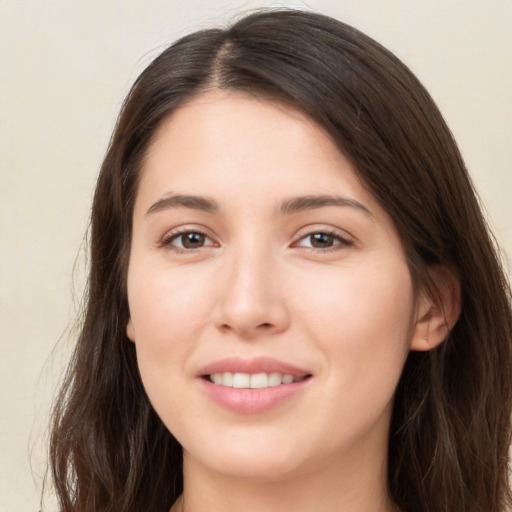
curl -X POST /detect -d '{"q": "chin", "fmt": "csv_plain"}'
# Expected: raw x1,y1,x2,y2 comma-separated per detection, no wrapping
183,429,311,482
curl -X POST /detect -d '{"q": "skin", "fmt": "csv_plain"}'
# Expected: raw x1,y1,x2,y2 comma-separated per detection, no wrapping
126,91,457,512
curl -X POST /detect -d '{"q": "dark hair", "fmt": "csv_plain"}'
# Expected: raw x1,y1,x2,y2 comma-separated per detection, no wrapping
48,9,512,512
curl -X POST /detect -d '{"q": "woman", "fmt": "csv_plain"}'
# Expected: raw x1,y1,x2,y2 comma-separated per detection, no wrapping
48,9,512,512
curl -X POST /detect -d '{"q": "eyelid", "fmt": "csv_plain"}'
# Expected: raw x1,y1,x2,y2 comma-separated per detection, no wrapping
291,226,355,250
159,225,219,251
157,224,354,253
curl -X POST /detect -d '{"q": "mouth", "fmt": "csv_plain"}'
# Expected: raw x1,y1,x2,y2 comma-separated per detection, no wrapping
205,371,311,389
198,357,313,413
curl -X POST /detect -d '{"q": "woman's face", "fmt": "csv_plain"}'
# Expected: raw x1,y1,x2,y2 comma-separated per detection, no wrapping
126,91,423,482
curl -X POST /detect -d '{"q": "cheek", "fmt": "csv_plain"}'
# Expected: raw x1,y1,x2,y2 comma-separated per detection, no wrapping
128,262,211,345
126,262,214,404
295,260,415,395
127,263,214,425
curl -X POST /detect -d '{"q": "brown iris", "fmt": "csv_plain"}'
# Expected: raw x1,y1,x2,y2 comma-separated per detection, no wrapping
180,232,206,249
309,233,336,248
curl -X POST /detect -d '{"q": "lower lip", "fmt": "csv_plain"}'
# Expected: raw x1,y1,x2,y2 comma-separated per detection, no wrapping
200,377,311,414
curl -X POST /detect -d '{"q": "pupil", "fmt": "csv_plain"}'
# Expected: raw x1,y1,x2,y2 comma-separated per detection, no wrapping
183,232,205,248
311,233,333,248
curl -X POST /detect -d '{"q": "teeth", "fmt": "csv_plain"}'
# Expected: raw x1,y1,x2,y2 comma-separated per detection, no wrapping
233,372,250,388
268,372,282,386
209,372,305,388
249,372,268,389
222,372,233,387
282,374,294,384
211,373,223,385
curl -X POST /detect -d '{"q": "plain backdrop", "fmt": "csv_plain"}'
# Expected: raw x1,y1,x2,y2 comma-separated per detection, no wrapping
0,1,510,511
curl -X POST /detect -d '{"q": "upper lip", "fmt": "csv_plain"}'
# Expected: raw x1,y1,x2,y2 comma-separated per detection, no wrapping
198,356,311,377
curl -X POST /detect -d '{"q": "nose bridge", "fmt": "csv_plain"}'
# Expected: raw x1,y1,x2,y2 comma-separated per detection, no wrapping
214,233,289,337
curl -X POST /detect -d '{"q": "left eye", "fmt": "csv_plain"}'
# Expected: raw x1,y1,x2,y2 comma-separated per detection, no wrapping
294,232,350,249
164,231,215,250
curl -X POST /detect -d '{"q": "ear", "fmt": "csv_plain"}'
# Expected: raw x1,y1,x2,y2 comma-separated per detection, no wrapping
126,318,135,342
410,266,461,351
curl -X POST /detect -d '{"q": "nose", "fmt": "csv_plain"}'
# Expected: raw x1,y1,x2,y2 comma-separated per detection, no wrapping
212,243,290,339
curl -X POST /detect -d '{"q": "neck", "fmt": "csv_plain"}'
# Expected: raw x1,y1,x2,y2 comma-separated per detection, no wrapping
175,444,397,512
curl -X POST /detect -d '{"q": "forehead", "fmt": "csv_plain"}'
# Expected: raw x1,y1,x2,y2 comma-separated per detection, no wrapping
139,91,365,197
132,90,407,266
132,90,402,237
147,91,336,161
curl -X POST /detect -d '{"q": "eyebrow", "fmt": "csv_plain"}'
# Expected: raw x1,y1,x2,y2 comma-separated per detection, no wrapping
146,194,219,215
145,193,373,218
278,195,373,218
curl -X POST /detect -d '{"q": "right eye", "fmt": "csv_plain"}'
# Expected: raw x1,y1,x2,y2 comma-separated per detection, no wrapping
162,230,217,251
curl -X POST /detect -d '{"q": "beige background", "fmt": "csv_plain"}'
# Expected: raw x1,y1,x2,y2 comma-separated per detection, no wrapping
1,1,510,511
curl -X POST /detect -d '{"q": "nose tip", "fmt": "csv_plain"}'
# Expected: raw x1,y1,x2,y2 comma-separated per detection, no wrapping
215,297,290,339
212,259,290,339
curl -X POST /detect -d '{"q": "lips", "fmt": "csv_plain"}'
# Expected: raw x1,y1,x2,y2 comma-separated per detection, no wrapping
198,357,312,414
199,356,310,377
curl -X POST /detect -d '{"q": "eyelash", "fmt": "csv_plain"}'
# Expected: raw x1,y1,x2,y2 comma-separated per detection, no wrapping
292,230,353,252
160,228,217,253
160,228,353,253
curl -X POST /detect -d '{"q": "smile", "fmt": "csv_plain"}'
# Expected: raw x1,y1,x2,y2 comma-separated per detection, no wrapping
208,372,309,388
199,357,312,413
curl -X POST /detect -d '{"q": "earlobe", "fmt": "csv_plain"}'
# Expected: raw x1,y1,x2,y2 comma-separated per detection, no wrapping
410,266,461,352
126,318,135,342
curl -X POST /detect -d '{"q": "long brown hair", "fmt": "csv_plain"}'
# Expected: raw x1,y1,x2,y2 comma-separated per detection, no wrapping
48,9,512,512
